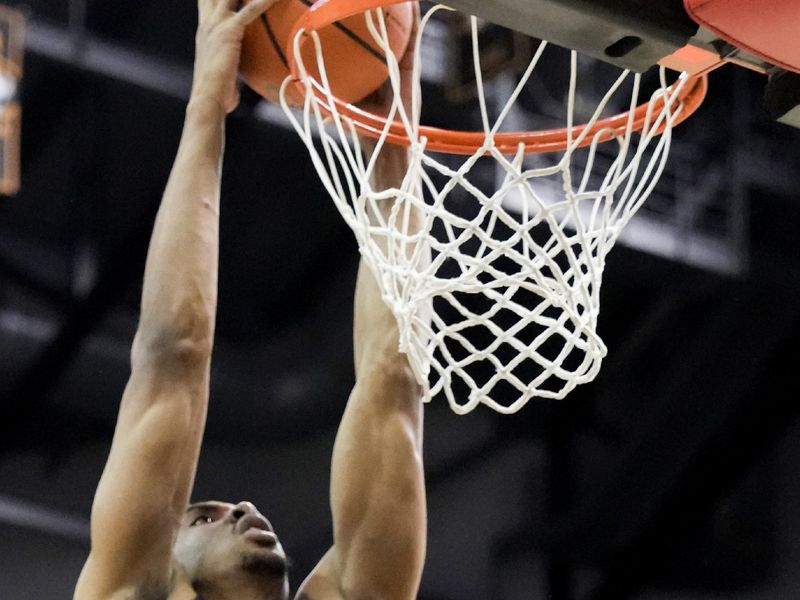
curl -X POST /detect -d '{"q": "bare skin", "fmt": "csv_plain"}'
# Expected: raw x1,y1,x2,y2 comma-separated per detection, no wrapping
73,1,425,600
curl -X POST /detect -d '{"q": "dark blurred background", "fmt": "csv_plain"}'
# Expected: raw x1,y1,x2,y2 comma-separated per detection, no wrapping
1,1,800,599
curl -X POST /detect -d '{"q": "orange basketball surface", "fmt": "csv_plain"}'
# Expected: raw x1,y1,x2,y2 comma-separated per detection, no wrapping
239,0,414,105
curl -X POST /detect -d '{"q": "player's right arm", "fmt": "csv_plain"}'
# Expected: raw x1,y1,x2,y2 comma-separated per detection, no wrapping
73,2,275,598
74,91,223,600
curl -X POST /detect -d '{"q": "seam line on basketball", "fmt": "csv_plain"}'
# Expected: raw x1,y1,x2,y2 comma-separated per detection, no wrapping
260,13,289,69
331,19,387,65
290,0,388,66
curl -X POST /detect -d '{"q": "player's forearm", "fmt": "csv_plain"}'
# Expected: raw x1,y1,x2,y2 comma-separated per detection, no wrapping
353,144,408,366
134,94,226,362
365,140,410,191
353,143,423,375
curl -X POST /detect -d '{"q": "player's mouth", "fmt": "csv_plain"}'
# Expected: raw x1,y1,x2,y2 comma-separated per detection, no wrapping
236,514,278,546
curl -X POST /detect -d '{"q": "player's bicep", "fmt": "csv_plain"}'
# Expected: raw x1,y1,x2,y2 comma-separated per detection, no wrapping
77,362,208,598
327,366,426,600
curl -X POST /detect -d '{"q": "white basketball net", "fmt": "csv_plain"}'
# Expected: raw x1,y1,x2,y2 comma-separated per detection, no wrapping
280,4,693,414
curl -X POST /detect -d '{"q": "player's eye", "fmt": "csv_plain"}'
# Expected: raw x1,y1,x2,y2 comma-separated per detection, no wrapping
191,515,214,526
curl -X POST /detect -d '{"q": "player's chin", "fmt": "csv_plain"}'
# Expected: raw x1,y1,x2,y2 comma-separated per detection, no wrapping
241,546,290,577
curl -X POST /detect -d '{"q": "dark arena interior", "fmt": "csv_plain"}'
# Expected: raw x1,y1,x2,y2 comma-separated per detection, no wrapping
2,0,800,598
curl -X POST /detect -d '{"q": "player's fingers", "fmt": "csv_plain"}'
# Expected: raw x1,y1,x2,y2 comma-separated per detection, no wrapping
408,1,420,39
202,0,233,22
396,3,420,71
236,0,278,25
206,0,238,20
197,0,215,20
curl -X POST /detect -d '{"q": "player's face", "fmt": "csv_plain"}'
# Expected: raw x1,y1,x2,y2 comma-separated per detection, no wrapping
174,500,289,592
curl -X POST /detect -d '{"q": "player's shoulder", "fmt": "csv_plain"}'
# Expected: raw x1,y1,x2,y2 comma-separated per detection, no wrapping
75,553,191,600
294,547,345,600
294,574,344,600
294,589,348,600
76,581,178,600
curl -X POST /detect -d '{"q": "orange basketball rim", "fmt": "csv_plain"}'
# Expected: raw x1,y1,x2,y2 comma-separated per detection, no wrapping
281,0,710,155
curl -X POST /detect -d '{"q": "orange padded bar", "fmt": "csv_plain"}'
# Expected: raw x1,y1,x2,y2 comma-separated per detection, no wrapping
659,44,725,76
684,0,800,73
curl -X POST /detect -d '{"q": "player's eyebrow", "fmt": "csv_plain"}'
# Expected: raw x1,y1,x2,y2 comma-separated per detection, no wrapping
186,502,222,514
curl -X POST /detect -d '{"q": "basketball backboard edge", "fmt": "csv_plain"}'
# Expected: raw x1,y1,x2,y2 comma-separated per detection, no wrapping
439,0,697,73
440,0,800,127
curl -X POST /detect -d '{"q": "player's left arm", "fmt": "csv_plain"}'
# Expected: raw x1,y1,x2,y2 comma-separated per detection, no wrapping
298,76,428,600
297,8,426,597
299,142,427,600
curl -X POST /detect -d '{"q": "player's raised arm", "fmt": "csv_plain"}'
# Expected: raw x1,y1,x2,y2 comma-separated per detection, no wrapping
298,10,429,599
74,2,275,599
299,147,427,600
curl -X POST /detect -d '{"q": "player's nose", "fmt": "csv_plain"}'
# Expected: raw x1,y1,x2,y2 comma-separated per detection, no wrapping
229,500,276,532
230,500,258,520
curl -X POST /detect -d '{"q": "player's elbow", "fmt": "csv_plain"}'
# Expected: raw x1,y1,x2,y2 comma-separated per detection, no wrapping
131,312,215,370
363,362,422,420
357,349,418,390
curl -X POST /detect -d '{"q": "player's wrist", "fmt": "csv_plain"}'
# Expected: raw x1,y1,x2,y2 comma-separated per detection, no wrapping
186,89,228,120
190,68,229,99
190,54,241,111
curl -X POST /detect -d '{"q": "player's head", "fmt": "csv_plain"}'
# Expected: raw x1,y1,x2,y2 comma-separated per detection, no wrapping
174,500,290,599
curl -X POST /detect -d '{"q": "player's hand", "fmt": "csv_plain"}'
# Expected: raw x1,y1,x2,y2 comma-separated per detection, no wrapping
357,2,420,119
193,0,278,113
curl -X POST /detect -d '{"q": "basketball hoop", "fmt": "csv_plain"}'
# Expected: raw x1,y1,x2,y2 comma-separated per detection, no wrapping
282,0,707,154
278,1,709,413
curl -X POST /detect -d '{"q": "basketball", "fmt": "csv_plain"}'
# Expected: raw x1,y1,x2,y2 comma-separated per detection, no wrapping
239,0,415,105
